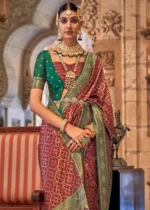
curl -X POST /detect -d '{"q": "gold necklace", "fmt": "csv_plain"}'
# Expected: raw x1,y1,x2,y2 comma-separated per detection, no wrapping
58,54,80,89
54,43,84,58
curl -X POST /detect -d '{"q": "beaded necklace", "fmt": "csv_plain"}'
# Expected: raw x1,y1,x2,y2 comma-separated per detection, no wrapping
54,43,84,58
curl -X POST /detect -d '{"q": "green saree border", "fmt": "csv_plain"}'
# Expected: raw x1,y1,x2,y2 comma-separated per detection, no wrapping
91,103,112,210
53,184,88,210
77,102,112,210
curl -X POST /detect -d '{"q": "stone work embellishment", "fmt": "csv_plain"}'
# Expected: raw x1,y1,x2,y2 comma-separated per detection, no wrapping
98,51,115,87
102,10,122,39
98,51,115,70
81,0,100,40
97,51,115,110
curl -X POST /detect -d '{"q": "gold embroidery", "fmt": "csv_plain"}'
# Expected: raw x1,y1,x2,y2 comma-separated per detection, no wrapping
101,163,105,169
103,188,107,195
102,176,106,182
100,150,104,157
32,77,45,90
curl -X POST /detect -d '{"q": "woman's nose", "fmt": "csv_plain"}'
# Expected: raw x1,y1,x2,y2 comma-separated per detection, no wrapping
67,20,71,28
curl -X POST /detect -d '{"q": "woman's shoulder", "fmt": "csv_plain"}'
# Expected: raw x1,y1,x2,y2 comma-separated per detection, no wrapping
36,50,53,62
36,50,49,58
85,52,101,61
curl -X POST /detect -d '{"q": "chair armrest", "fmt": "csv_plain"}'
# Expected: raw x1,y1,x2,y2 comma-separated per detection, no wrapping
31,190,44,203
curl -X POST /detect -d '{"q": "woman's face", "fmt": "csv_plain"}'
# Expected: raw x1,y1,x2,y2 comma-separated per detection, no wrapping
58,10,81,41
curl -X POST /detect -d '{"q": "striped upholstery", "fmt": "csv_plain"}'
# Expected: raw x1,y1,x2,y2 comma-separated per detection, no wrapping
0,127,43,206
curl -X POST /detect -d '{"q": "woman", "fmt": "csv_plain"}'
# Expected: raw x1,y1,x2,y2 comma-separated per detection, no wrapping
30,3,114,210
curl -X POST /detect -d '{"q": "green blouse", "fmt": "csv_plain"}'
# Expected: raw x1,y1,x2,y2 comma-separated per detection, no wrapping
32,50,64,101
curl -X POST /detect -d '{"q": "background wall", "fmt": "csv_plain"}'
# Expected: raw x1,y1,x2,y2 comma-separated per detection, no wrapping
0,0,150,209
80,0,150,209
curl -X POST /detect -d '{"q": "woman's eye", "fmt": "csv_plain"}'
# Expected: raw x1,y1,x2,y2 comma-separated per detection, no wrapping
60,19,67,23
71,19,78,23
71,18,78,23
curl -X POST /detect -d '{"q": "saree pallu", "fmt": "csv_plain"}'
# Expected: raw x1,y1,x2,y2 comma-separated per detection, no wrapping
38,53,114,210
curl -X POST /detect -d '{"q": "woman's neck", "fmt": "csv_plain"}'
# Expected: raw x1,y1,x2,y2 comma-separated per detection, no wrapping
61,39,78,47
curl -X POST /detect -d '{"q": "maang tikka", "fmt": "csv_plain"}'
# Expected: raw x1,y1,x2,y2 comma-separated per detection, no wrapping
66,3,71,15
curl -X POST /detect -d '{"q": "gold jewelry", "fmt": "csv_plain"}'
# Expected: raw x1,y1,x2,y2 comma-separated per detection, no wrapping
56,9,59,26
54,43,84,57
58,54,80,89
77,8,82,23
60,119,69,132
85,124,96,138
70,140,74,144
58,31,62,41
66,3,71,15
78,30,82,41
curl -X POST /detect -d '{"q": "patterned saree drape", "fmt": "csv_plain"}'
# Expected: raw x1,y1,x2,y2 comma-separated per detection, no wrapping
38,53,114,210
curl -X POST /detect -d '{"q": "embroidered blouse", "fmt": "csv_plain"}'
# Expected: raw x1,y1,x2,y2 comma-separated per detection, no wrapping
32,50,85,101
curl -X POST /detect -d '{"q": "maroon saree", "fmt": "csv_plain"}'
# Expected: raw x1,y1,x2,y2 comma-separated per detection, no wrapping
35,52,114,210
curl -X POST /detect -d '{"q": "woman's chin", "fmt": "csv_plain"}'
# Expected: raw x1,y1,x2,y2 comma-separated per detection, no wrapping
63,35,77,41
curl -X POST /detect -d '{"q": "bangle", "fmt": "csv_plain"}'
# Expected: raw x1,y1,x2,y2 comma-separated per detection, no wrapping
60,119,68,132
85,125,96,138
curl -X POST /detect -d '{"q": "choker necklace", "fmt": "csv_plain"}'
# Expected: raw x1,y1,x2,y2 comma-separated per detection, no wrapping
58,54,80,89
54,43,84,58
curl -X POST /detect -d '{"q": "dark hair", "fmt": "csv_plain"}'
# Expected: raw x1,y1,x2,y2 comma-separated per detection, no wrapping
58,3,78,17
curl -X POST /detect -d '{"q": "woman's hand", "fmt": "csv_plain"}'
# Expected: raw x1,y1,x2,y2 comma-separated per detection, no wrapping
66,140,81,152
65,124,92,152
84,128,93,138
65,123,90,146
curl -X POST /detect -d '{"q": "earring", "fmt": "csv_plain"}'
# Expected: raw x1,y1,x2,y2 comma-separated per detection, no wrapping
78,30,82,41
58,31,62,42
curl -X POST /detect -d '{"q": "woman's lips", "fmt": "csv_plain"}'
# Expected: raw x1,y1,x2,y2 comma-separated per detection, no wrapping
65,31,73,35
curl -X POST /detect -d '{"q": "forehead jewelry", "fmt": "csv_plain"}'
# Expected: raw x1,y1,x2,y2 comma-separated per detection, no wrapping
66,3,71,15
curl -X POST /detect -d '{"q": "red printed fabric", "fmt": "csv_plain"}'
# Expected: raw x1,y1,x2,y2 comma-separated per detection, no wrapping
39,56,114,210
39,122,83,210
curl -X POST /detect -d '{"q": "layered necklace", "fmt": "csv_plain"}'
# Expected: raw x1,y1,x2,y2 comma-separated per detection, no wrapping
58,54,81,89
54,43,84,58
55,43,84,89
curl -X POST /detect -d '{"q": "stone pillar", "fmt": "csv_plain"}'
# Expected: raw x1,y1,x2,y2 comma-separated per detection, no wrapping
139,27,150,209
140,28,150,135
124,0,138,168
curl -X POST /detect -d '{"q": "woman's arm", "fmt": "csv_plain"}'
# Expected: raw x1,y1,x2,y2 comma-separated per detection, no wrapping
30,88,91,148
30,88,64,128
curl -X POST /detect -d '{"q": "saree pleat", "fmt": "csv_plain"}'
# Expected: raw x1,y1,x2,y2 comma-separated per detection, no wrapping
38,53,114,210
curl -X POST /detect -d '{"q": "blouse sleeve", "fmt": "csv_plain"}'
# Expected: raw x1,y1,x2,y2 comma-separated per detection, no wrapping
32,51,46,90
